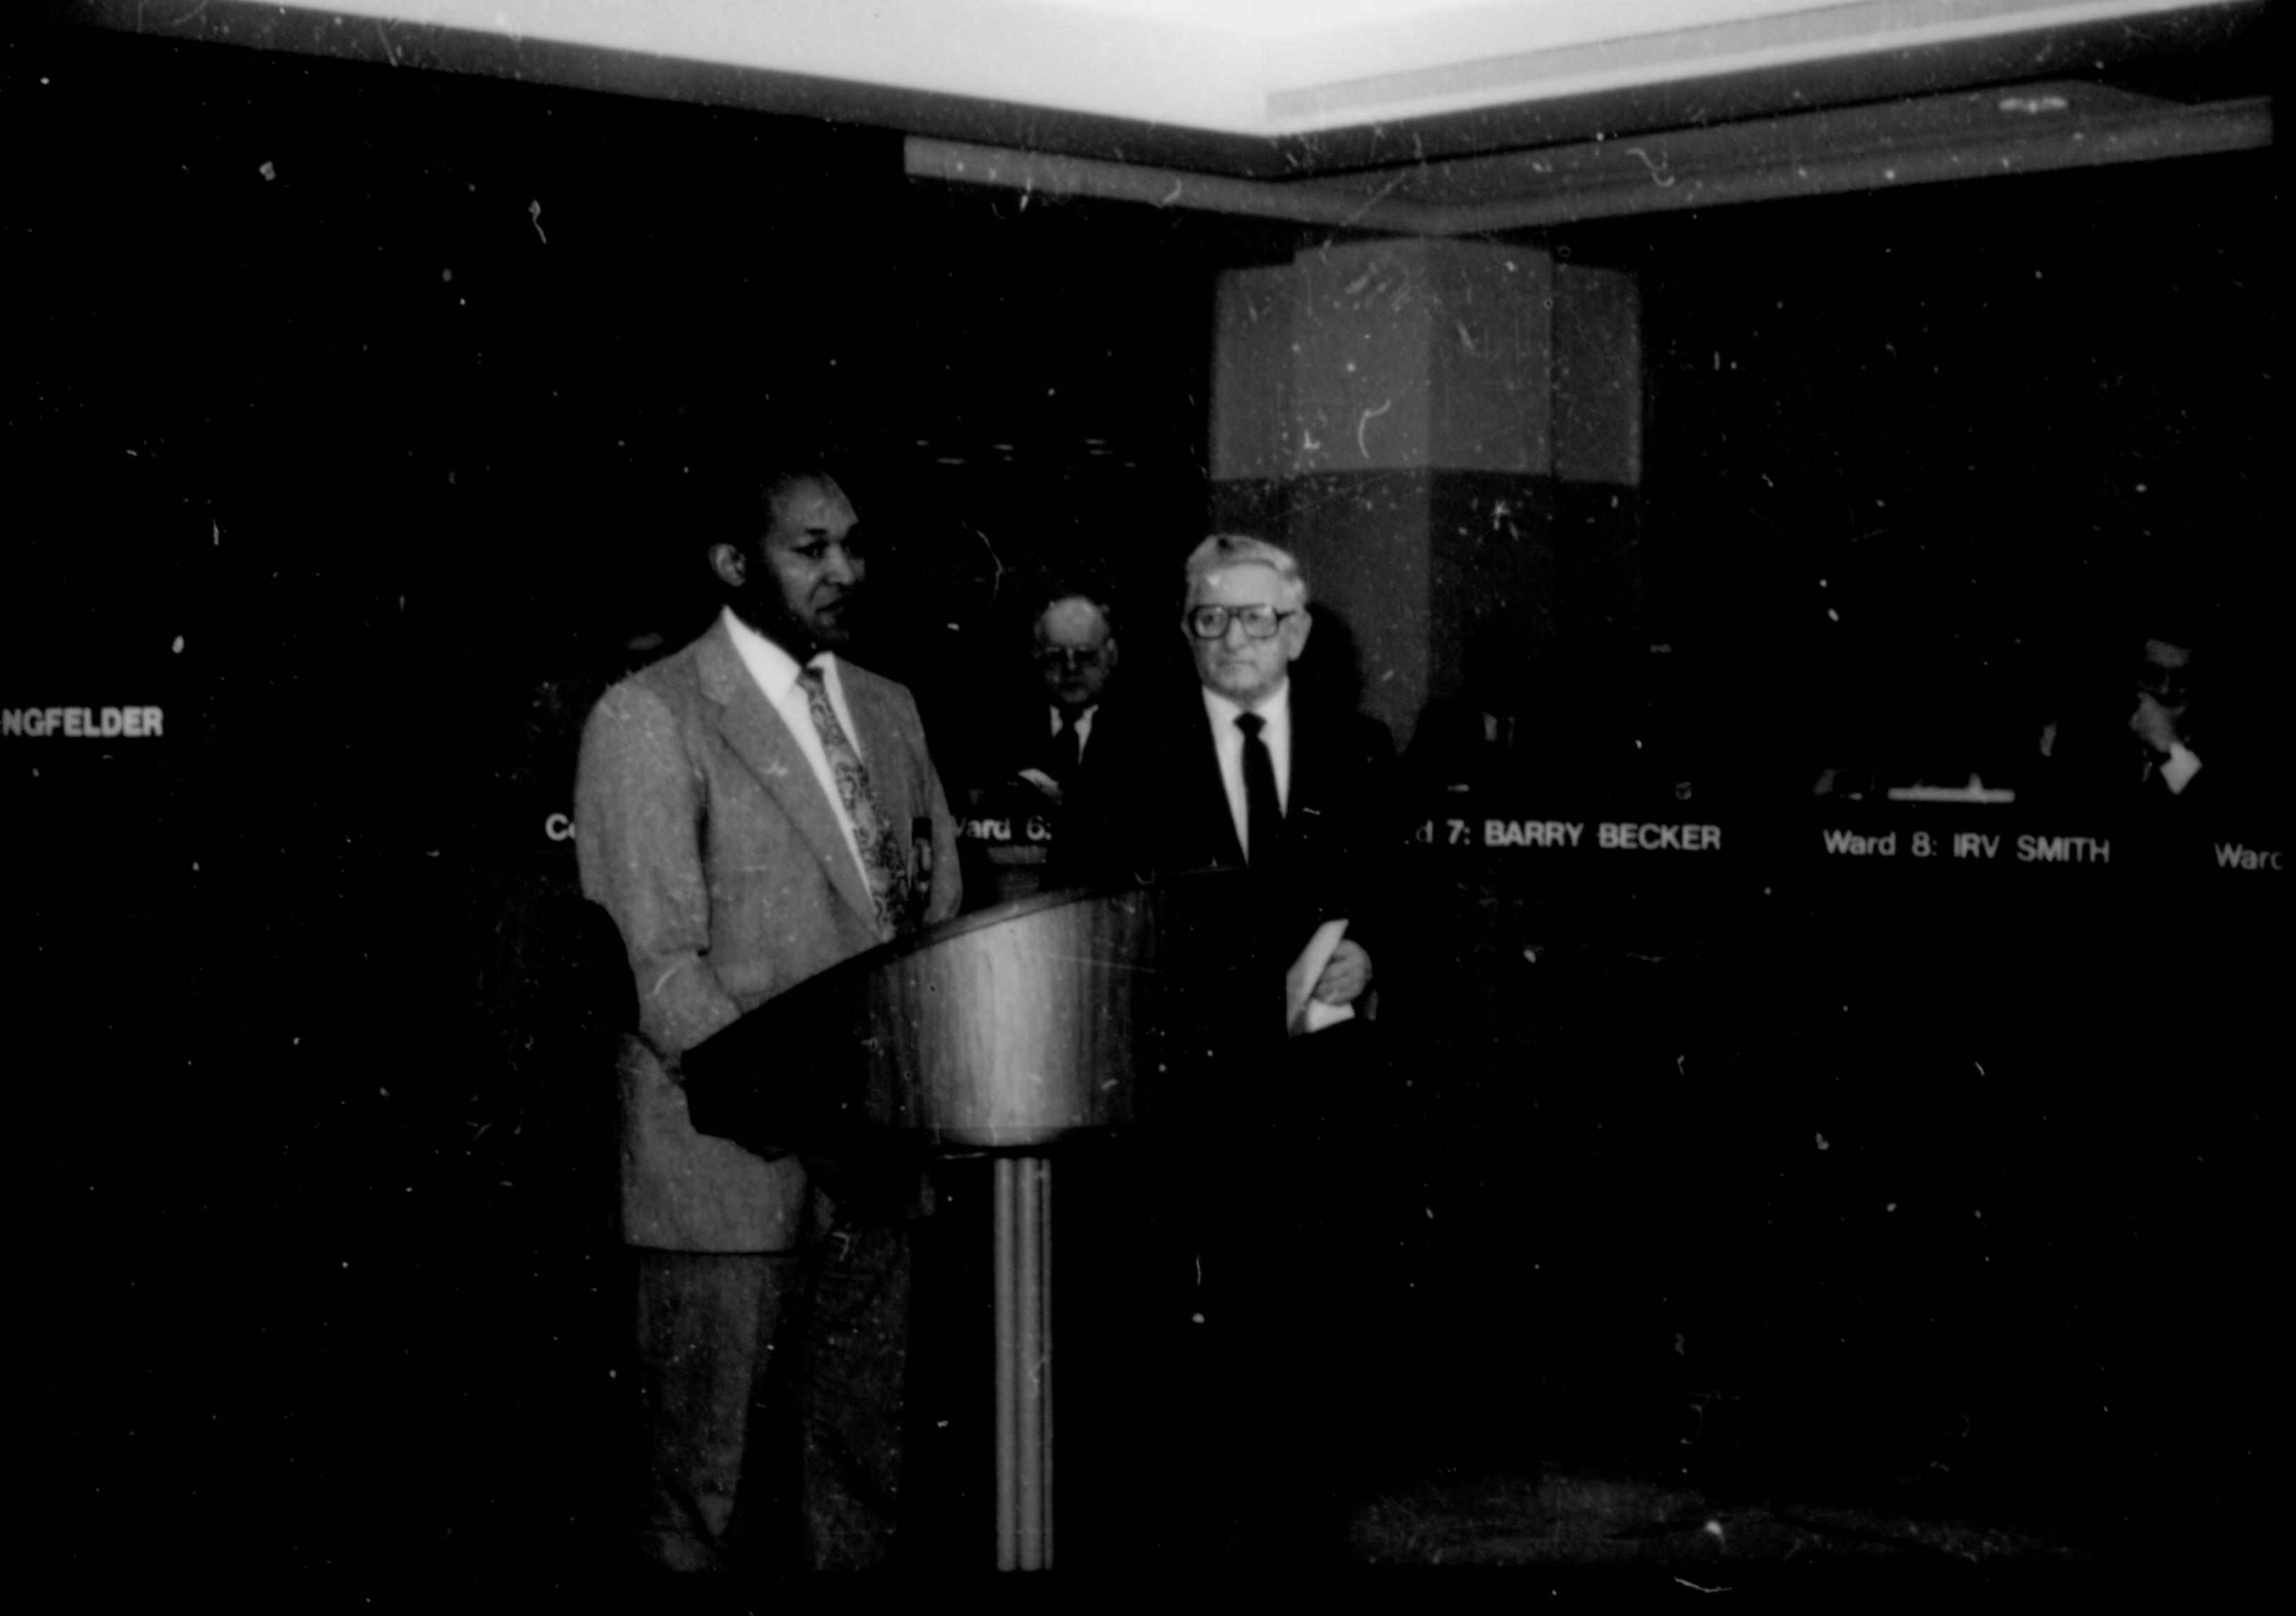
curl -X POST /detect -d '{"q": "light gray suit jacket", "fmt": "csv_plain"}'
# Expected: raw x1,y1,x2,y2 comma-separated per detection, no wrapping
575,617,963,1252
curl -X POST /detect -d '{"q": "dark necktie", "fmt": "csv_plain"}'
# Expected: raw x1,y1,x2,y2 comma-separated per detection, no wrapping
798,664,911,938
1236,710,1282,865
1048,710,1081,780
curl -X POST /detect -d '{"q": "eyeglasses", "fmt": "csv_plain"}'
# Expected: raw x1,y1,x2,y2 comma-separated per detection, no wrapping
1035,646,1108,670
2134,670,2190,706
1184,605,1298,641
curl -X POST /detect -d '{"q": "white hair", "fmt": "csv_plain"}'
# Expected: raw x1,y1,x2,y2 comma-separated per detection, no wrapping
1182,534,1307,611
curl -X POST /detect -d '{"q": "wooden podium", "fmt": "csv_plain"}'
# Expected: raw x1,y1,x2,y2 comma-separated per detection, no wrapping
682,872,1258,1569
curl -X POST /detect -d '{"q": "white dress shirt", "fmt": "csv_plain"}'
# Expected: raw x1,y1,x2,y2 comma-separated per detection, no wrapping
1049,703,1098,756
1201,680,1291,860
721,606,874,890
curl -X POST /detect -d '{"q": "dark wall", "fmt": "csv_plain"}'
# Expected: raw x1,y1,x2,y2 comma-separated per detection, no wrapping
1625,156,2282,786
10,10,2280,1584
8,13,1300,1581
1376,150,2281,1555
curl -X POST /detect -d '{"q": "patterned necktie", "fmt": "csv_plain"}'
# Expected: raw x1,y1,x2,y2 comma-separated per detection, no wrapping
798,665,911,938
1236,710,1283,865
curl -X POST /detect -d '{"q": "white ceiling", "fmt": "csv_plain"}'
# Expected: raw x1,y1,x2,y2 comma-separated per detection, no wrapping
64,0,2268,227
147,0,2247,138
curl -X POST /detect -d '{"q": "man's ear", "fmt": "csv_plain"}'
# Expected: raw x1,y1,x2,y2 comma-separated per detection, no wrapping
708,542,747,591
1103,636,1120,669
1286,607,1313,660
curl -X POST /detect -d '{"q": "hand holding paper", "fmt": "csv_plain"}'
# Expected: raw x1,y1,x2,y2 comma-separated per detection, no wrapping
1287,920,1368,1036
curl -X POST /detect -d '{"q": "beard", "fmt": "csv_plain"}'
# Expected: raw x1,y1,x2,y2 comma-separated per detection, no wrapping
732,582,857,658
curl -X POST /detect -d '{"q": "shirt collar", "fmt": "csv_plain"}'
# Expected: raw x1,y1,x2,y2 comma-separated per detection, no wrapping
723,606,835,703
1202,679,1288,732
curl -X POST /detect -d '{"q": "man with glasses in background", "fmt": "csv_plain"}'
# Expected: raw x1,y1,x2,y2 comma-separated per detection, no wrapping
2030,614,2284,887
1016,588,1122,804
2126,635,2205,799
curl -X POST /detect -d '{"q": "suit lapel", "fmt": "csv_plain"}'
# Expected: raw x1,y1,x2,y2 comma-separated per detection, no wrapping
1284,702,1335,846
696,626,879,928
1183,697,1247,867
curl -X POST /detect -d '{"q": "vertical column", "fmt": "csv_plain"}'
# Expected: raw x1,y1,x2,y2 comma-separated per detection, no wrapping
1023,1157,1050,1566
994,1159,1016,1568
993,1154,1054,1570
1210,239,1640,752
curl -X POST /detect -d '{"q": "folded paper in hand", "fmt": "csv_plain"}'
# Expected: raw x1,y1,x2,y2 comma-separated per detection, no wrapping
1286,919,1354,1038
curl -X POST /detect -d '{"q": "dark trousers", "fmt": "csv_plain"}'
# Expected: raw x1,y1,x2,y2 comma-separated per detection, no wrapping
1181,1027,1383,1560
1055,1118,1370,1562
632,1222,912,1573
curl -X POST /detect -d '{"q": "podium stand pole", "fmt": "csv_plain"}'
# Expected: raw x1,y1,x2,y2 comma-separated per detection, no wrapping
993,1155,1054,1569
678,882,1254,1570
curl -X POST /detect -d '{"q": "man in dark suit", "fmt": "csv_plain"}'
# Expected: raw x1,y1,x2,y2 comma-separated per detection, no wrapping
2034,624,2283,870
1063,536,1388,1001
1015,589,1122,802
974,586,1129,814
575,465,963,1573
1058,533,1394,1562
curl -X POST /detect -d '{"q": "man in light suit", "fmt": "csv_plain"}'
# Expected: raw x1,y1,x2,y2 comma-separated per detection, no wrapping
575,465,962,1573
1057,533,1394,1563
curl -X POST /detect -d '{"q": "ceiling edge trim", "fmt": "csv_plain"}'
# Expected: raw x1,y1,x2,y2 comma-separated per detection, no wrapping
904,138,1446,232
912,94,2270,235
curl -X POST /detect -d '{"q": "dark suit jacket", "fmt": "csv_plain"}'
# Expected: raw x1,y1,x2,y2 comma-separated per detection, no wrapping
1058,678,1396,1016
575,616,963,1252
965,690,1135,799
